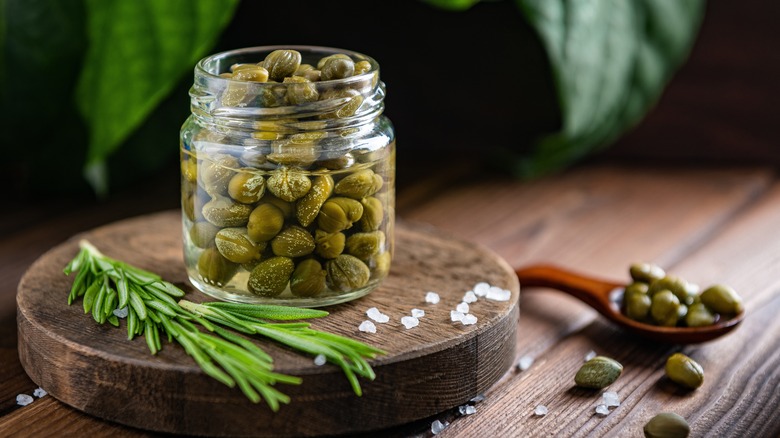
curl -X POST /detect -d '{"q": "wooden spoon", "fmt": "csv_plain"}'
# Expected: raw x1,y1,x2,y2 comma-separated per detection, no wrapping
515,264,745,344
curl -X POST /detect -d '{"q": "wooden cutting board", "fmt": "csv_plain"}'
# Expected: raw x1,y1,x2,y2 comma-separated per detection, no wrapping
16,210,519,437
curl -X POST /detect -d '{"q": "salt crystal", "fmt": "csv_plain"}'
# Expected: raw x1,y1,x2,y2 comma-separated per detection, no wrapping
366,307,389,323
486,286,511,301
462,291,478,303
461,314,478,325
534,405,548,416
456,302,470,313
313,354,327,366
401,316,419,329
470,394,486,403
595,404,610,416
516,355,534,371
16,394,34,406
431,419,449,435
450,310,465,322
425,291,441,304
113,306,129,318
358,320,376,333
459,405,477,415
411,308,425,318
602,391,620,407
473,282,490,297
33,387,47,398
584,350,597,361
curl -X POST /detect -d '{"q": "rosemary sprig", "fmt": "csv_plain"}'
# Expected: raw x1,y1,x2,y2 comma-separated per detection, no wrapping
63,239,385,409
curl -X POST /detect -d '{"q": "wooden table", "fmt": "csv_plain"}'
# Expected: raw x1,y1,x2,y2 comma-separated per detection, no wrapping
2,159,779,437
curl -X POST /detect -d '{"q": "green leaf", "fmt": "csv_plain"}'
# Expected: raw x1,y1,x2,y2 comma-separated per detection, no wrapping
421,0,481,11
511,0,705,178
75,0,239,195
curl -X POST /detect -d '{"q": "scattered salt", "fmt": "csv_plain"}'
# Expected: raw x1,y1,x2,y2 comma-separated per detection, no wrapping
366,307,389,323
462,291,478,303
313,354,327,366
459,405,477,416
411,308,425,318
425,291,441,304
461,314,478,325
358,320,377,333
602,391,620,407
431,419,449,435
584,350,597,361
401,316,419,329
450,310,465,322
473,282,490,297
16,394,34,406
470,394,486,403
595,404,610,416
486,286,511,301
33,388,47,398
456,302,470,313
113,306,129,318
516,355,534,371
533,405,548,416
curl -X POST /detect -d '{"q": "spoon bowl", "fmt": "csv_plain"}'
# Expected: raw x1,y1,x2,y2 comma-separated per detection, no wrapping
515,264,745,344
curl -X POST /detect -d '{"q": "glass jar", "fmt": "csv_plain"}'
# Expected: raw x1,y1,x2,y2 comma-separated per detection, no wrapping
180,46,395,307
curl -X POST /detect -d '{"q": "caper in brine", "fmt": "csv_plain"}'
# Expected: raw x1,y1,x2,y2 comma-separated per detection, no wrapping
215,227,265,264
290,259,327,297
267,139,318,167
247,203,285,242
197,247,239,287
630,262,666,284
320,88,363,119
317,53,351,70
314,229,346,259
296,174,334,227
320,57,355,81
259,193,295,219
326,254,371,291
334,169,383,199
181,158,197,183
700,284,744,315
317,197,364,233
262,49,302,81
346,231,385,260
650,290,681,326
267,167,312,202
283,76,319,104
228,171,265,204
353,60,372,76
202,196,253,227
247,256,295,297
271,225,316,257
359,197,384,231
232,65,269,82
369,250,392,279
198,153,239,196
189,221,220,248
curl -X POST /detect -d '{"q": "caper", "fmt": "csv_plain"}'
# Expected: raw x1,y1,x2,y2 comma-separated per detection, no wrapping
321,57,355,81
665,353,704,390
314,229,346,259
643,413,690,438
259,193,295,219
247,203,285,242
346,231,385,260
228,171,265,204
262,49,302,81
202,196,253,227
181,158,197,183
197,247,238,287
358,196,384,231
267,139,318,167
649,276,695,305
353,60,372,76
290,258,327,297
630,263,666,284
700,284,743,315
334,169,383,199
267,167,312,202
574,356,623,389
198,153,238,196
325,254,371,291
215,227,265,264
316,53,351,70
320,88,363,119
259,84,287,107
271,225,316,257
369,250,392,279
283,76,319,104
296,175,334,227
232,65,269,82
188,221,220,248
684,302,716,327
221,81,251,106
317,197,364,233
625,289,652,321
247,256,294,297
650,290,681,326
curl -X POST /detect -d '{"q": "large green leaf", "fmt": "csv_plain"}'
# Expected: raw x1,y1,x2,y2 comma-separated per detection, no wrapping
512,0,705,177
76,0,239,195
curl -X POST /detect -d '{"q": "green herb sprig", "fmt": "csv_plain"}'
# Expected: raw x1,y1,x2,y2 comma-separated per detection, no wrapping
63,239,385,409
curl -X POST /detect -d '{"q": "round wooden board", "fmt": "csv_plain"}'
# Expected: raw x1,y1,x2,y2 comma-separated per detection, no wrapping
17,210,519,437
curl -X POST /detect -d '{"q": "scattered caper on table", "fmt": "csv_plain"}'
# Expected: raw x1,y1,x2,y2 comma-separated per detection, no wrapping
574,356,623,389
665,353,704,389
643,412,690,438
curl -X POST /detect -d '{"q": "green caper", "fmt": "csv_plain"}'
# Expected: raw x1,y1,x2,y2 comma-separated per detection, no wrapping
325,254,371,291
181,158,197,183
630,263,666,284
228,171,265,204
258,84,287,107
267,138,318,167
320,57,355,81
247,203,285,242
643,413,690,438
290,258,327,297
574,356,623,389
320,88,363,118
294,64,321,82
260,193,295,219
262,49,302,81
650,290,681,326
649,276,695,305
346,231,385,260
665,353,703,389
247,256,295,297
198,153,238,196
232,65,269,82
700,284,744,315
271,225,316,257
296,175,334,227
685,303,716,327
334,169,383,199
221,81,251,106
316,53,351,70
202,196,253,227
625,289,652,321
353,60,372,75
215,227,265,264
314,229,346,259
369,250,392,279
188,221,220,248
267,167,312,202
317,197,364,233
358,196,384,231
197,247,238,287
283,75,319,104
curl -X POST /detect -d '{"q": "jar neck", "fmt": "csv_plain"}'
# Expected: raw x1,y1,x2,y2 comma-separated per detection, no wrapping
189,46,385,133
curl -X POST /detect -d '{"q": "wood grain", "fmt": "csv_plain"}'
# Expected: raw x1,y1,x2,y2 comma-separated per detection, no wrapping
15,212,518,437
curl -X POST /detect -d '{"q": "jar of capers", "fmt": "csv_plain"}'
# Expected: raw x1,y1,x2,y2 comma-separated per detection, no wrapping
181,46,395,307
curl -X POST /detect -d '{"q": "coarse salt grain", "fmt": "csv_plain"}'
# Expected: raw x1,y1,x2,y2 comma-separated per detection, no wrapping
473,282,490,297
366,307,389,323
470,394,486,403
450,310,465,322
456,302,470,314
534,405,548,416
113,306,129,318
584,350,597,361
411,308,425,318
313,354,327,366
33,388,47,398
401,316,419,329
459,405,477,416
516,355,534,371
425,291,441,304
486,286,511,301
358,320,376,333
431,419,449,435
461,314,478,325
462,291,478,303
16,394,34,406
595,404,610,416
602,391,620,407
